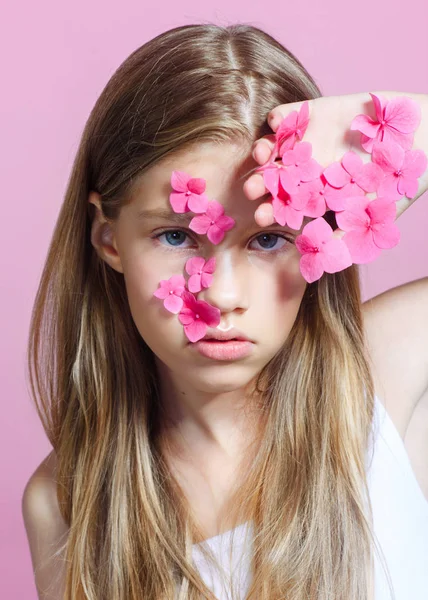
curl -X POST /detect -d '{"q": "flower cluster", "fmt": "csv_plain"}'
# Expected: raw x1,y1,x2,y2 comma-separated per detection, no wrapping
256,93,427,282
153,172,236,342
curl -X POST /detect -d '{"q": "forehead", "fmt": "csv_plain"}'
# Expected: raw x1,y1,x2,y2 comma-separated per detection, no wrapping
128,141,312,231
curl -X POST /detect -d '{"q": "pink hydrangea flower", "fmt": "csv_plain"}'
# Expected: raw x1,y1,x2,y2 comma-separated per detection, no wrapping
281,141,323,182
274,101,310,155
350,93,421,153
272,179,308,230
322,151,384,211
295,217,353,283
296,176,329,218
335,195,400,264
185,256,216,293
178,290,221,342
189,200,235,244
259,160,298,197
153,275,186,314
372,140,428,201
169,170,209,213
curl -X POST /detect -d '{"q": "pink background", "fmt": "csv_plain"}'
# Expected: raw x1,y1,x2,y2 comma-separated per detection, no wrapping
1,0,427,597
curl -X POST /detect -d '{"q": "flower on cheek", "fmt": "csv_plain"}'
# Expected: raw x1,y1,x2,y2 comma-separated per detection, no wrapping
350,93,421,153
153,275,186,314
169,170,209,213
185,256,216,293
189,200,236,244
178,290,221,342
295,217,353,283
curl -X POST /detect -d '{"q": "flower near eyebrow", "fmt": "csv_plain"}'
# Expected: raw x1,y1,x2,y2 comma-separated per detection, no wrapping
371,139,428,201
169,170,209,213
185,256,216,293
178,290,221,342
350,93,421,153
295,217,353,283
189,199,236,244
335,195,400,264
153,275,186,313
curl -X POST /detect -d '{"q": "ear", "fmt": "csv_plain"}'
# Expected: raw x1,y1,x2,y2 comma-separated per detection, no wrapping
88,191,124,274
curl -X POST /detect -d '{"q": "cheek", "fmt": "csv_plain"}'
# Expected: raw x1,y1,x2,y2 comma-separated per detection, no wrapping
121,257,184,340
249,259,307,336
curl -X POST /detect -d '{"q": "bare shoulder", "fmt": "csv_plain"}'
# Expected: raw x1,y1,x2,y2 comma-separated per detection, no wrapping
22,450,69,599
362,276,428,440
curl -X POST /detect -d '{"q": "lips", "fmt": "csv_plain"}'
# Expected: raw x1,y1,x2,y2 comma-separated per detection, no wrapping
200,328,251,342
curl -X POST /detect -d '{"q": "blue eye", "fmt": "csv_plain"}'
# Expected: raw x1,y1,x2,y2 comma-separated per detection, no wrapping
156,230,193,248
249,233,291,252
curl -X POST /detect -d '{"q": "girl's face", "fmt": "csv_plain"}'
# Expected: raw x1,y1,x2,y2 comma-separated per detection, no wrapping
97,143,309,394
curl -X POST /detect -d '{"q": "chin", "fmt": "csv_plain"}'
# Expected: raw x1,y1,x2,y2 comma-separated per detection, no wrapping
184,364,260,394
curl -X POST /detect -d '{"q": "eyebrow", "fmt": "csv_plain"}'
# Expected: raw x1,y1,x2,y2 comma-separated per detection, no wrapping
135,207,299,233
136,208,194,224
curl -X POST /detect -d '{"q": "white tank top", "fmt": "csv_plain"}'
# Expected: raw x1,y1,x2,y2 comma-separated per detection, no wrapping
191,394,428,599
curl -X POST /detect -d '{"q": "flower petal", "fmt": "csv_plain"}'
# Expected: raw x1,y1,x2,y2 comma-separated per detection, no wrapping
203,256,216,274
321,238,352,273
187,193,209,213
164,294,184,314
187,273,202,293
372,221,400,249
178,307,194,326
207,224,225,245
206,200,224,221
299,252,325,283
184,320,207,342
169,274,186,290
355,162,385,192
185,256,205,276
198,301,221,326
342,229,381,264
350,114,379,138
187,177,206,194
170,170,190,192
200,272,214,288
216,215,236,232
372,140,404,172
383,96,421,133
323,162,350,188
169,192,190,213
341,151,363,178
189,215,211,234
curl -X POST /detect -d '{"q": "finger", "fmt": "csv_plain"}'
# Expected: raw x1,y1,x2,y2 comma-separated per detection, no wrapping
254,202,275,227
268,100,310,132
251,135,277,164
242,172,267,201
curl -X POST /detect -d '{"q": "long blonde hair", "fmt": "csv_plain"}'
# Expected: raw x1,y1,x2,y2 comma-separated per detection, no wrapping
27,22,393,599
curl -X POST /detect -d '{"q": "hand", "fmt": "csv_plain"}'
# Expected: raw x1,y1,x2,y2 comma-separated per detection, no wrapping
243,92,428,235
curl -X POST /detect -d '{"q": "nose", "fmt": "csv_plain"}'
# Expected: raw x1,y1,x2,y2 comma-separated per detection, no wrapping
196,250,249,315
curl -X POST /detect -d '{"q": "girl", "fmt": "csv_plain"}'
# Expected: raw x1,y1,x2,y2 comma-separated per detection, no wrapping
22,22,428,600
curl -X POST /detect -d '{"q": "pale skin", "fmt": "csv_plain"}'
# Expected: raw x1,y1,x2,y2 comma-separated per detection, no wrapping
22,91,428,599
